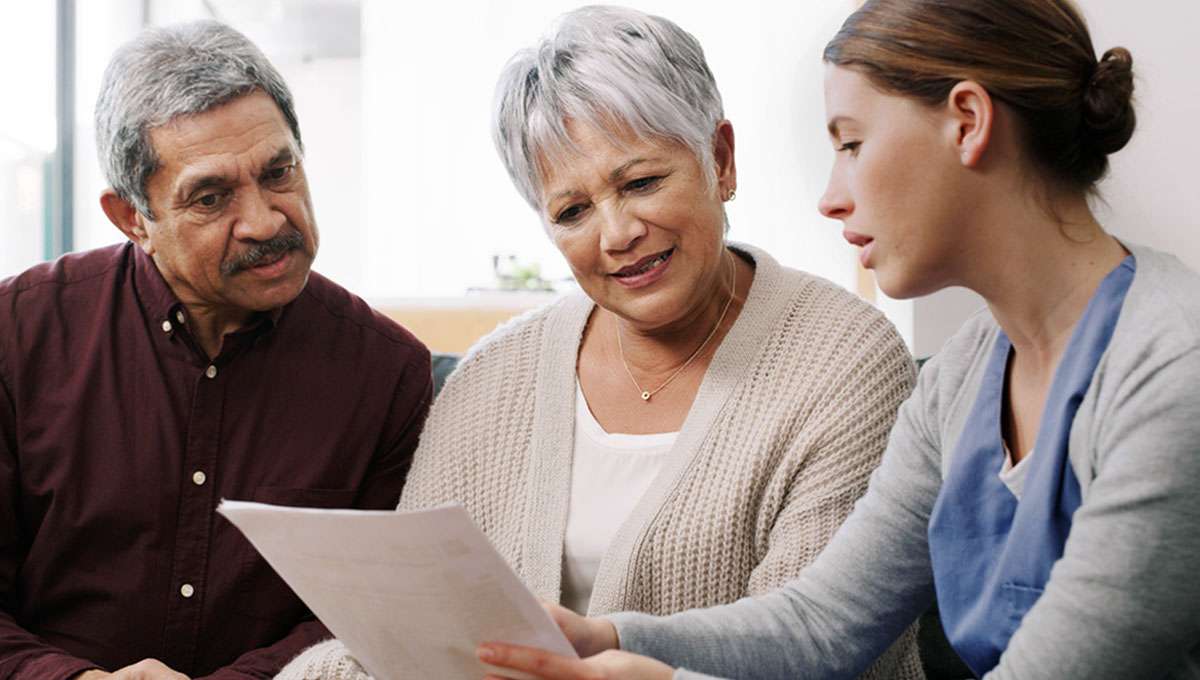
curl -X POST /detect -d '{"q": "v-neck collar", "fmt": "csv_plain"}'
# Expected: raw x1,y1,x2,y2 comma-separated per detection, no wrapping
515,243,797,610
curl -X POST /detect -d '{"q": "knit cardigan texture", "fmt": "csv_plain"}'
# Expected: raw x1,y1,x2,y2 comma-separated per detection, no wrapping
276,244,923,680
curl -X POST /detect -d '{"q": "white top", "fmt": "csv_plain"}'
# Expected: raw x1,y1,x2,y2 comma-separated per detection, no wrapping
1000,442,1033,499
561,381,676,615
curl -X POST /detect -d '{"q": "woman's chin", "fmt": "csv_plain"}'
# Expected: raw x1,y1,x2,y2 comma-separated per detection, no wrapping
875,266,948,301
599,286,685,327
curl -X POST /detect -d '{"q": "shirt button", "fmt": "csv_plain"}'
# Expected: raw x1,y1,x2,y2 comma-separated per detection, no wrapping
192,470,207,486
205,365,218,379
161,320,172,333
180,583,195,598
175,310,186,324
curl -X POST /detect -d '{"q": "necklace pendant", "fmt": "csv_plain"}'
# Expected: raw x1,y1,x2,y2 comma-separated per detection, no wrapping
641,391,651,401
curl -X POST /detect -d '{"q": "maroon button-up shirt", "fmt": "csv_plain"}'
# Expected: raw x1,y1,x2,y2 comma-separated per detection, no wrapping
0,243,431,680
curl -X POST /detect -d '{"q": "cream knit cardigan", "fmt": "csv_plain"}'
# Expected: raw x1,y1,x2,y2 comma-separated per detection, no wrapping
277,244,923,680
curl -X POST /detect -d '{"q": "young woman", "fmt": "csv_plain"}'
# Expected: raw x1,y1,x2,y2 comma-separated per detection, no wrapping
477,1,1200,678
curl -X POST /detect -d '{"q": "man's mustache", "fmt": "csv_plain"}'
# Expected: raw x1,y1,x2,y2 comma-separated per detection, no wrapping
221,230,305,276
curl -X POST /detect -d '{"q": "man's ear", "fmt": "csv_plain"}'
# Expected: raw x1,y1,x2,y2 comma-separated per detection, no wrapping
945,80,994,168
100,189,155,255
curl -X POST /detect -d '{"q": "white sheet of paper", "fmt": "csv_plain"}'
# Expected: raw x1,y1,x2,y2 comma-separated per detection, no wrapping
217,500,578,680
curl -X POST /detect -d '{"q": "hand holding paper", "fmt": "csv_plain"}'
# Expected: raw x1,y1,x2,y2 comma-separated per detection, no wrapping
217,501,578,680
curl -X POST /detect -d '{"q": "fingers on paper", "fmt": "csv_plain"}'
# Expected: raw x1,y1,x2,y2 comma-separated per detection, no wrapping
478,643,602,680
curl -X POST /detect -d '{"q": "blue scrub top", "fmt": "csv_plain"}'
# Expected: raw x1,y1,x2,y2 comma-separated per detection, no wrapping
927,255,1136,677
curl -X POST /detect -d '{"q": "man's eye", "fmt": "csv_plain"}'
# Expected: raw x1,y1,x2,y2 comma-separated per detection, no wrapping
266,165,293,182
624,176,662,192
196,192,224,208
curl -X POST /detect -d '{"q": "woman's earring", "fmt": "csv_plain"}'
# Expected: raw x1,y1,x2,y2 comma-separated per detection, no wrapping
724,188,737,202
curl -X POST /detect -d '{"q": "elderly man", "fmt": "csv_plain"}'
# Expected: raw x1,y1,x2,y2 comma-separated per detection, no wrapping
0,21,430,680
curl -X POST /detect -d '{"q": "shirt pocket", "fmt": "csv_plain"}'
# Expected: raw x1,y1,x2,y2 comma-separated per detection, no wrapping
236,486,359,621
1001,582,1046,640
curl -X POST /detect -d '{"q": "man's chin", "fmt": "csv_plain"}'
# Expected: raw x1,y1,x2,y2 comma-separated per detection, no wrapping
233,267,311,312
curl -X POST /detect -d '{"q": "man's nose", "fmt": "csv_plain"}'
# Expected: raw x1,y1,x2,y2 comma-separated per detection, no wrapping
233,189,286,241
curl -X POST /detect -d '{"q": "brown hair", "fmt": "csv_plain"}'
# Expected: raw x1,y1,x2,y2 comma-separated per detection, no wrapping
823,0,1135,191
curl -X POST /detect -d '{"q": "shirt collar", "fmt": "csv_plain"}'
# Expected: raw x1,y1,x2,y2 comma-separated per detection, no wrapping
130,243,285,338
131,242,182,325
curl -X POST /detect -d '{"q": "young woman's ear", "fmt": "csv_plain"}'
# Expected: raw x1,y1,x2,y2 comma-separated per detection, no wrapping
945,81,994,168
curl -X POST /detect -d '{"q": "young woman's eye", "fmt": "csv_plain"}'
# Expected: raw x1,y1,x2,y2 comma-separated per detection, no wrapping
837,141,862,156
623,176,663,193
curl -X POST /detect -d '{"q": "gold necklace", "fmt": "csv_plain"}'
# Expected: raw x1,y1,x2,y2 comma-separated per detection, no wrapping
615,251,737,402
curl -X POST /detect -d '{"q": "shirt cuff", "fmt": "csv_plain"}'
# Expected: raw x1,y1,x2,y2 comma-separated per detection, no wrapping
606,610,659,655
675,670,729,680
607,613,732,680
13,651,99,680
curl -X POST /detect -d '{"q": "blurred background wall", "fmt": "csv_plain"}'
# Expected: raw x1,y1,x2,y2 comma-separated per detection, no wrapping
2,0,1194,355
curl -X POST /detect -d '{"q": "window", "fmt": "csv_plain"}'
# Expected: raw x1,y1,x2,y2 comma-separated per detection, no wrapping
12,0,885,348
59,0,866,296
0,4,56,279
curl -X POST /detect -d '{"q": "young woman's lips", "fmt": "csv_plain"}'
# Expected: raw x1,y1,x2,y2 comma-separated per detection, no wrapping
858,241,876,268
843,231,875,269
610,249,673,289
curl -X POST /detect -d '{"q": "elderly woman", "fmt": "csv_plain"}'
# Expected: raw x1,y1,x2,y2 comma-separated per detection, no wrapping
477,1,1200,679
279,6,919,680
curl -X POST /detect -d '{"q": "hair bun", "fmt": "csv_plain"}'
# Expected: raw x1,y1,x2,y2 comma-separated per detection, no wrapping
1081,47,1136,156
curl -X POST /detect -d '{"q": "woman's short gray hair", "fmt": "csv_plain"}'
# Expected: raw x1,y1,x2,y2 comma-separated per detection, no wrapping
493,5,725,210
94,20,302,219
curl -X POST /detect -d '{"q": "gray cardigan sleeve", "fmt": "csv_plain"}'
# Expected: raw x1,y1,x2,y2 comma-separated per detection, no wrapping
983,347,1200,679
615,346,1200,680
609,356,946,680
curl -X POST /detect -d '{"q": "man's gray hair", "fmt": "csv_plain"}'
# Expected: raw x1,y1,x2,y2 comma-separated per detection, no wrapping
493,5,725,211
95,20,302,219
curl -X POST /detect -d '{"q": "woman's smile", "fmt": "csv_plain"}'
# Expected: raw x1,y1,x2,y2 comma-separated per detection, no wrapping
610,248,674,288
